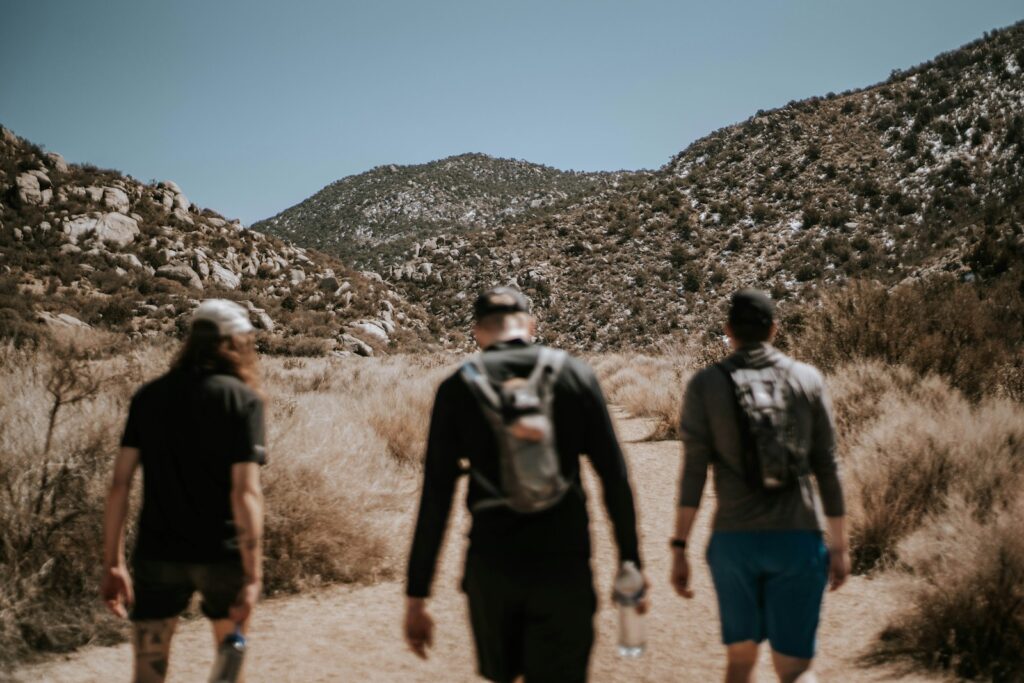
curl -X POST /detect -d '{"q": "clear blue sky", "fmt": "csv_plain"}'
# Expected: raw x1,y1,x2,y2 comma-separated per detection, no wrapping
2,1,1021,224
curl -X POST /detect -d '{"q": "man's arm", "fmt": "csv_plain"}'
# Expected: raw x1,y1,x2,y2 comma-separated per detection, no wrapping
580,367,641,568
808,379,850,590
229,462,263,623
101,446,140,617
405,381,461,659
672,373,712,599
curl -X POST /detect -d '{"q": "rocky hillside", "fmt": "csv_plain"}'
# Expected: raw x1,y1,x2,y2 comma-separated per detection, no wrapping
253,153,631,269
381,21,1024,349
0,128,435,356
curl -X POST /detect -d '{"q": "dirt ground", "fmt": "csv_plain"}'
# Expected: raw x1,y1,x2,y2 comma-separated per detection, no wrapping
12,411,944,682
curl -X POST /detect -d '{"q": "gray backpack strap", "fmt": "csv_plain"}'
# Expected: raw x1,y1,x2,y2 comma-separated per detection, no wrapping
460,354,502,412
526,347,567,394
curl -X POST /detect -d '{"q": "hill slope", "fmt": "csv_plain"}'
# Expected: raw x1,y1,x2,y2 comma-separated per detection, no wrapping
0,129,435,355
253,153,632,269
382,21,1023,348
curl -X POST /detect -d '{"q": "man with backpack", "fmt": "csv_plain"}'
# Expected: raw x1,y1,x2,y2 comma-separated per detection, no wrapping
670,289,849,683
404,286,646,683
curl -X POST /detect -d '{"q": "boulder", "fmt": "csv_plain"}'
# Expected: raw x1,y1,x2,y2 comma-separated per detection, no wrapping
340,333,373,357
85,186,105,202
59,243,82,255
351,321,389,344
173,192,191,212
172,207,194,225
192,252,210,278
37,311,90,329
318,276,339,293
289,268,306,285
418,262,433,275
27,169,52,187
156,264,203,289
15,173,45,206
158,180,182,194
94,212,140,247
116,253,144,270
153,248,174,266
102,187,131,213
46,152,69,173
243,301,274,331
209,262,241,290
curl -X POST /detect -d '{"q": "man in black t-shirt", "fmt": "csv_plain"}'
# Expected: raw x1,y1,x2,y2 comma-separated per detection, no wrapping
101,299,266,683
403,287,646,683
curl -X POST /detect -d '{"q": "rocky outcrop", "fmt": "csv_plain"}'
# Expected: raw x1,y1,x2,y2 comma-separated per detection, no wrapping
156,264,203,289
15,171,52,206
208,261,241,290
63,212,139,247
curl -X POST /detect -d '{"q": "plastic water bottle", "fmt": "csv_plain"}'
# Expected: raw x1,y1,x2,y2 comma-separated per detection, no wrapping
613,561,646,658
209,627,246,683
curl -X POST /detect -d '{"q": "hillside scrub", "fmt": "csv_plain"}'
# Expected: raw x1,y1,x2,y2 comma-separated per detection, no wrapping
785,274,1024,401
0,345,447,666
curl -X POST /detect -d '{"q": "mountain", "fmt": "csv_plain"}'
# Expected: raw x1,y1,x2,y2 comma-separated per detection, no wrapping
253,153,635,269
0,128,435,355
363,21,1024,348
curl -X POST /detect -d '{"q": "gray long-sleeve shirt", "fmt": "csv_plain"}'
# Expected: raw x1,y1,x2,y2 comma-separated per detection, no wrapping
678,343,845,531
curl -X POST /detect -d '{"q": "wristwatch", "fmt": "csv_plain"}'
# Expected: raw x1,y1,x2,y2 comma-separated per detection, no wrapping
669,538,687,550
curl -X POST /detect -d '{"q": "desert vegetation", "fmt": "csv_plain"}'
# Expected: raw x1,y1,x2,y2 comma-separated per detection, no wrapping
1,313,1021,678
0,340,451,666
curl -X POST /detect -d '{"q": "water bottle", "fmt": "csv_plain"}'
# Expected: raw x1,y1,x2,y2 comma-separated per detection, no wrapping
613,561,646,658
209,627,246,683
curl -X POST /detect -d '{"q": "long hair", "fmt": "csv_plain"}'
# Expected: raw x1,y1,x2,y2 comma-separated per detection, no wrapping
171,319,263,394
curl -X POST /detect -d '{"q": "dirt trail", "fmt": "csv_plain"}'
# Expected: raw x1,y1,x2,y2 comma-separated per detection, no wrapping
14,411,940,682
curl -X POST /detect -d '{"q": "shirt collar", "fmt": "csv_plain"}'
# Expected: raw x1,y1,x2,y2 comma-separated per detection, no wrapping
482,337,532,352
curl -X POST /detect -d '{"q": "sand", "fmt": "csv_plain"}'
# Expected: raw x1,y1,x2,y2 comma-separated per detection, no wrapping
12,411,944,682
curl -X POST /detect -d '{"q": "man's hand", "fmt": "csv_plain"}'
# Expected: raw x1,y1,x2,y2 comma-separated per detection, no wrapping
670,549,694,599
404,597,435,660
829,546,851,591
229,579,261,624
100,565,134,618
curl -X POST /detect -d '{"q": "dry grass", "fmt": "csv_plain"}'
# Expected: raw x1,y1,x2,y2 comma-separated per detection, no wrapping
0,344,452,666
874,497,1024,680
840,372,1024,573
592,351,702,441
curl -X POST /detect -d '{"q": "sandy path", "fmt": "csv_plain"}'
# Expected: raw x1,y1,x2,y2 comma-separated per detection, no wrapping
13,411,941,682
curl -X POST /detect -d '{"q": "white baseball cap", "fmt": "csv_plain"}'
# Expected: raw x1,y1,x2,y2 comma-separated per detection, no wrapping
193,299,255,337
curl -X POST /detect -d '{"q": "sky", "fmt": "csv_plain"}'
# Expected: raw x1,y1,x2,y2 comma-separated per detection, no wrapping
2,1,1022,225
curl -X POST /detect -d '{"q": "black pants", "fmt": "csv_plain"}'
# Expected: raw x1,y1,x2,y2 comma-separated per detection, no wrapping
462,552,597,683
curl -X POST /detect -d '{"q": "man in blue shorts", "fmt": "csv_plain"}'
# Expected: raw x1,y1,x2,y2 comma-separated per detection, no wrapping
669,289,850,683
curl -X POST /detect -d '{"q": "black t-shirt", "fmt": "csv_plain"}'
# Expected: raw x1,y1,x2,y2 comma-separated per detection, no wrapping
406,341,642,598
121,369,267,563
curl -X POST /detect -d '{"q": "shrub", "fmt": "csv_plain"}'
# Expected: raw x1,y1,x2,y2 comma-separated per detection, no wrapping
874,498,1024,680
786,275,1024,400
839,374,1024,571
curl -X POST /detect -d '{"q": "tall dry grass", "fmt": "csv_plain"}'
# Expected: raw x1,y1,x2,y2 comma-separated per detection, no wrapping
0,344,451,666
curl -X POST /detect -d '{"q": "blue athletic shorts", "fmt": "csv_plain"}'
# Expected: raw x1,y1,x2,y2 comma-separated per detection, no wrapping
706,530,829,659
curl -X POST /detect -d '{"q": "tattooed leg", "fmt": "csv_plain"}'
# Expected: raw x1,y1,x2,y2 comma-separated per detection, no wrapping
132,618,177,683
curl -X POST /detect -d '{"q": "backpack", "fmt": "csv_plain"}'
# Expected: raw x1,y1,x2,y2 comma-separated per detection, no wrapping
718,357,808,490
459,347,571,514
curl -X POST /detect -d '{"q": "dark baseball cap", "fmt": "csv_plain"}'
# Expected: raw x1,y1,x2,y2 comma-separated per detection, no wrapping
473,286,531,321
728,288,775,327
